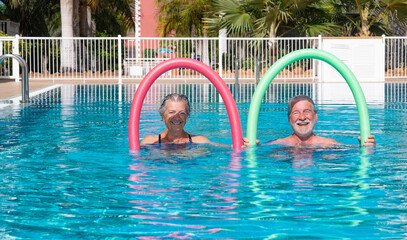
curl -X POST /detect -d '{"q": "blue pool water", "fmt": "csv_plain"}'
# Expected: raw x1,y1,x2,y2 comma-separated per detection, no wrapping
1,83,407,239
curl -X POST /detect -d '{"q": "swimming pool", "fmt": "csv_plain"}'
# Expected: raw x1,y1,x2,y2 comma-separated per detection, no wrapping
1,83,406,239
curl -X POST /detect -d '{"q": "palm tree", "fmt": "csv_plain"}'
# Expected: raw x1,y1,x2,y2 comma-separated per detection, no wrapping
206,0,341,67
332,0,407,36
60,0,76,72
252,0,310,38
65,0,134,37
207,0,340,38
79,2,92,37
59,0,134,72
0,0,60,36
206,0,254,37
157,0,212,64
157,0,211,37
91,0,134,36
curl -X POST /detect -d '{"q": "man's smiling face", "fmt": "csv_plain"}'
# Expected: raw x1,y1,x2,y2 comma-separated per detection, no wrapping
289,100,318,140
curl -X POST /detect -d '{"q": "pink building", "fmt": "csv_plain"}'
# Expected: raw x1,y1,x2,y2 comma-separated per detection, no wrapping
134,0,160,37
125,1,177,76
125,0,161,60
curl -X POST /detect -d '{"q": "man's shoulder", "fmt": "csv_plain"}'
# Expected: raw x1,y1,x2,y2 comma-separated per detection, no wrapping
314,135,340,144
264,135,341,146
264,136,295,145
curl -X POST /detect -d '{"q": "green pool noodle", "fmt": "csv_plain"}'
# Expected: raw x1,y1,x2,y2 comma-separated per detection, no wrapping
247,49,371,146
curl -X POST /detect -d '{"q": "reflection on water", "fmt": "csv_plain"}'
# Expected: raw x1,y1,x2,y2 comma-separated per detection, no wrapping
127,146,243,238
28,83,316,105
122,143,392,238
25,82,407,107
245,145,377,228
140,143,209,163
317,82,385,104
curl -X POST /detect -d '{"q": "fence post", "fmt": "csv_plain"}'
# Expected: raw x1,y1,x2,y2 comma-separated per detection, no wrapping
12,34,19,82
118,34,122,84
235,57,239,84
255,57,260,84
234,57,239,99
317,35,322,82
219,34,223,79
382,34,386,81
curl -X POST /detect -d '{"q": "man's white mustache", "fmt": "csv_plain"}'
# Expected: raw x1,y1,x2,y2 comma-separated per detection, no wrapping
296,119,311,125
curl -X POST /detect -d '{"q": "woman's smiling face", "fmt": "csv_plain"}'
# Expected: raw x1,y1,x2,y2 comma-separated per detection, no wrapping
162,100,188,131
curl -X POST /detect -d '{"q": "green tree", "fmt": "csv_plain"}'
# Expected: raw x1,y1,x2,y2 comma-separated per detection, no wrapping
1,0,60,36
205,0,254,37
277,0,342,37
206,0,340,37
157,0,211,37
331,0,407,36
91,0,134,36
0,0,134,37
59,0,133,72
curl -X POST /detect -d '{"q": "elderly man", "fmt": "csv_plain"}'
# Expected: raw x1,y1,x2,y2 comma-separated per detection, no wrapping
245,95,376,147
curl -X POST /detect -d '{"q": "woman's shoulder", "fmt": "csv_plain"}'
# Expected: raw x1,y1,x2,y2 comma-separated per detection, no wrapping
190,134,211,144
141,134,159,144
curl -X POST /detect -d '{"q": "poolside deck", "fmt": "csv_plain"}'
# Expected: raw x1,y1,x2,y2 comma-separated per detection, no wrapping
0,80,55,99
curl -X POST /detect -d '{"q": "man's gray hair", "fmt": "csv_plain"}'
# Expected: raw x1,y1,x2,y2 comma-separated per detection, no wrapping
159,93,191,117
288,95,316,116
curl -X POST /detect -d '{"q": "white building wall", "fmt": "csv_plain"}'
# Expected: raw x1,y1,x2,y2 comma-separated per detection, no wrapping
321,37,384,83
319,38,385,103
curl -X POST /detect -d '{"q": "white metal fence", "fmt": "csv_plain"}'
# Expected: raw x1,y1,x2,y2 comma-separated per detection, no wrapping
385,36,407,80
0,35,321,83
1,35,407,83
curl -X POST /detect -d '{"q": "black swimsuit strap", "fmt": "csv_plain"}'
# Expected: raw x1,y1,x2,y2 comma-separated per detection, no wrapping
158,133,192,144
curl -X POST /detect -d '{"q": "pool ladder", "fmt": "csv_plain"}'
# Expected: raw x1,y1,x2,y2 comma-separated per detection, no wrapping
0,54,29,102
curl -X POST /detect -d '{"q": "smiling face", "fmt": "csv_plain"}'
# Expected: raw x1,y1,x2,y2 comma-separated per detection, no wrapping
162,100,188,131
289,100,318,140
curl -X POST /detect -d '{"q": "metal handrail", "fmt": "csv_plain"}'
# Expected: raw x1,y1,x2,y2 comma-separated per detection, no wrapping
0,54,29,102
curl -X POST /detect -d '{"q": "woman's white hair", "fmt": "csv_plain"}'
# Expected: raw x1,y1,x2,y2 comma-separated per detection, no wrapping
159,93,190,117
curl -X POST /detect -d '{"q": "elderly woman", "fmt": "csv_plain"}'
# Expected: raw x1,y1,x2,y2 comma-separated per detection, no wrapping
141,93,211,144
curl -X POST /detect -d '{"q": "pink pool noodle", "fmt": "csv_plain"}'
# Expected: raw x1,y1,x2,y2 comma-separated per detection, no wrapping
128,58,243,150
